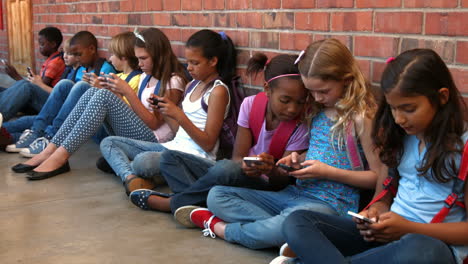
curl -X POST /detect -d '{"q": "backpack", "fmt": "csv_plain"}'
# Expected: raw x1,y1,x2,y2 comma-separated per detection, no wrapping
185,76,245,160
248,92,300,160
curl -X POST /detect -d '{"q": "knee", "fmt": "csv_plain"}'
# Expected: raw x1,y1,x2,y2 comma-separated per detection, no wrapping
100,136,119,153
398,234,451,262
282,210,311,237
208,160,243,183
132,152,161,177
206,186,230,209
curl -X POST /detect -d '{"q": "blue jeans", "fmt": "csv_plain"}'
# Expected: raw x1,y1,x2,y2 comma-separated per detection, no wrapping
157,150,272,213
40,80,91,138
282,210,456,264
100,136,164,182
207,185,338,249
30,79,75,136
0,80,50,121
2,115,36,142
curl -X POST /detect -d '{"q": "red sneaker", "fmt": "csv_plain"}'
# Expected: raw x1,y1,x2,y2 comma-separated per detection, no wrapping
189,208,223,238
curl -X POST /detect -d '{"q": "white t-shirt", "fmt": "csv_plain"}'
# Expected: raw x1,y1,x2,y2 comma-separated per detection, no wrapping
138,73,185,143
162,79,230,160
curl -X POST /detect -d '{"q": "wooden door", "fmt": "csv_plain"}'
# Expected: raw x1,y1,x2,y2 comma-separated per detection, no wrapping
6,0,33,76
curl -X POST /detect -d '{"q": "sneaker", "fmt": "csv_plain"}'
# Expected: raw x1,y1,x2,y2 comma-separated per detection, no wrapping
174,205,201,228
269,256,296,264
5,129,38,153
19,136,49,158
189,207,223,238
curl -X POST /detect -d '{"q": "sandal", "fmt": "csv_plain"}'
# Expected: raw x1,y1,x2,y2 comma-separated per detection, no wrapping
124,176,155,196
129,189,173,211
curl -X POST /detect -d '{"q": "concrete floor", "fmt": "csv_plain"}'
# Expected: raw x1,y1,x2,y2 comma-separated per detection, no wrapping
0,142,277,263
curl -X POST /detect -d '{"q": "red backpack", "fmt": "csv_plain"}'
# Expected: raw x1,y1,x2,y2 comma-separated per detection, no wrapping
248,92,301,160
364,141,468,263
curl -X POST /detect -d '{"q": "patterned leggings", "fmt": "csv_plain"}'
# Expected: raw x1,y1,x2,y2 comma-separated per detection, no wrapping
51,88,157,154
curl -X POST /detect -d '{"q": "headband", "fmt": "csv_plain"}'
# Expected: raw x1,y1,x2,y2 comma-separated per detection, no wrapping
266,73,301,84
134,28,145,43
219,31,227,41
294,50,305,65
386,57,395,64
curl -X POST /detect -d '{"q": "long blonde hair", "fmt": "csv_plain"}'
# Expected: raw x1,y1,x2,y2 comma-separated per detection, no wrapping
298,38,376,146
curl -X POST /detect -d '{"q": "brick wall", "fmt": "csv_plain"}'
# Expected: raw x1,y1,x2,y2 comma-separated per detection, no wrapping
1,0,467,99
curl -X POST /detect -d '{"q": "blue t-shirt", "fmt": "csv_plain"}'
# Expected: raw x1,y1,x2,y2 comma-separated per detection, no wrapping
68,66,86,82
391,133,468,263
294,111,365,216
97,61,116,75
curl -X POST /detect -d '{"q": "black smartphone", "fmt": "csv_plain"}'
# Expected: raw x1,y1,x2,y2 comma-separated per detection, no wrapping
278,163,303,172
27,67,33,76
151,97,161,107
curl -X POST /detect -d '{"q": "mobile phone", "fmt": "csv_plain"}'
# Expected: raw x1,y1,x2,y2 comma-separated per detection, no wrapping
1,59,6,64
243,157,263,167
27,67,33,76
102,73,114,82
347,211,375,223
278,163,303,172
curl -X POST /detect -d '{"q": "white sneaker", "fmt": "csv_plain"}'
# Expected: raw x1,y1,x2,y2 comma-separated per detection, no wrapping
5,129,37,153
20,136,50,157
269,256,295,264
0,113,3,128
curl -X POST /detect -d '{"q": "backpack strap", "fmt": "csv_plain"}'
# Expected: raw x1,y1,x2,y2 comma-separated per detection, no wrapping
249,92,268,144
345,121,366,171
248,92,300,160
363,169,398,211
88,58,108,76
431,140,468,223
124,69,142,83
137,75,161,101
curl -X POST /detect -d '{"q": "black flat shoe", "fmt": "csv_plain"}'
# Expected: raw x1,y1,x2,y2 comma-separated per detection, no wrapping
12,163,38,173
26,162,70,181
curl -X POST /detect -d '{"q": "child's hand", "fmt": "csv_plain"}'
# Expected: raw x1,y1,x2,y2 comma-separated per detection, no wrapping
288,160,332,180
367,212,412,243
82,71,95,84
156,96,184,121
277,152,304,167
241,153,274,177
27,73,44,86
106,74,133,96
1,60,22,80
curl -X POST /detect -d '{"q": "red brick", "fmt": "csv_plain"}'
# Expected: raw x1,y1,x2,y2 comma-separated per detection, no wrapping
449,67,468,93
227,0,250,10
172,44,186,58
401,38,455,63
375,12,423,34
181,28,198,43
404,0,457,8
279,33,312,51
120,0,134,12
237,50,251,66
163,0,181,10
250,32,279,49
181,0,202,10
236,12,263,29
456,41,468,64
190,13,213,27
204,0,225,10
357,59,371,81
295,12,329,31
86,26,108,37
263,12,294,29
153,13,171,26
356,0,402,8
463,0,468,7
171,14,191,27
372,61,386,83
282,0,315,8
162,28,181,42
252,0,281,9
331,12,373,32
426,12,468,36
317,0,354,8
226,30,249,47
148,0,163,11
355,36,399,58
214,13,236,28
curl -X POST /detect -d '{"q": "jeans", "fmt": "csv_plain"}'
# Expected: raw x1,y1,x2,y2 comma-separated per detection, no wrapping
43,80,91,138
0,80,50,121
2,115,36,142
158,150,272,213
282,210,457,264
207,185,338,249
30,79,75,136
100,136,165,182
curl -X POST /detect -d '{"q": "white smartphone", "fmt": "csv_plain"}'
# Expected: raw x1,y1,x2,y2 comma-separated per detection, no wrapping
1,59,6,64
243,157,263,167
347,211,375,223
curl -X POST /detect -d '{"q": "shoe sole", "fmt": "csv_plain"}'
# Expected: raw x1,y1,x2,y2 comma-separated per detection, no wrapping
5,145,27,153
19,150,37,158
280,243,297,258
174,205,201,228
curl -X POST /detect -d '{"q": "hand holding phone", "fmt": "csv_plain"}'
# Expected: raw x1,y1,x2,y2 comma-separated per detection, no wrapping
27,67,33,77
150,97,161,108
278,163,303,172
243,157,263,167
348,211,375,224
